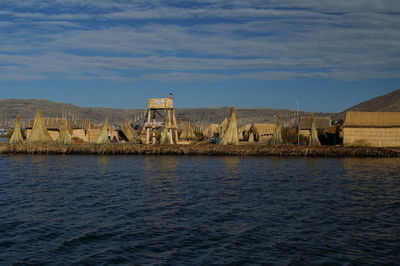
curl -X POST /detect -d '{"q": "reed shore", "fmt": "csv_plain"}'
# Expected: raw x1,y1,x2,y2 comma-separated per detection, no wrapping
1,143,399,157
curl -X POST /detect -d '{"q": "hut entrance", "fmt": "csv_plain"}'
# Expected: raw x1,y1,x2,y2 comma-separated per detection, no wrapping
145,94,179,144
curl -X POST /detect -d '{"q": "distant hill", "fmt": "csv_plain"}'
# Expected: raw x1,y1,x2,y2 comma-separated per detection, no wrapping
0,98,333,129
346,89,400,112
334,89,400,120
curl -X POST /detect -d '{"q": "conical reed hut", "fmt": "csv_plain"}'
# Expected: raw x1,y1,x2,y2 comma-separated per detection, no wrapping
96,118,111,144
59,119,73,144
122,121,141,144
179,122,197,141
219,118,229,138
221,107,239,145
308,117,321,146
269,117,283,146
9,116,24,144
27,110,53,143
203,124,219,139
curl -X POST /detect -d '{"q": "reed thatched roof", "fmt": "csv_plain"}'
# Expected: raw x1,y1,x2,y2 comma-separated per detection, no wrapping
299,117,331,130
202,124,219,138
239,124,252,133
250,123,276,138
344,111,400,128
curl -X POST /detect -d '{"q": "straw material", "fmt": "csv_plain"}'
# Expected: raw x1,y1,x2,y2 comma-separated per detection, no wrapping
219,118,229,138
9,116,24,144
343,127,400,147
122,121,141,144
59,119,73,144
96,118,111,144
308,117,321,146
250,123,276,141
203,124,219,139
27,110,53,143
344,111,400,127
269,118,283,145
72,129,89,142
180,122,197,141
221,107,239,145
299,117,331,130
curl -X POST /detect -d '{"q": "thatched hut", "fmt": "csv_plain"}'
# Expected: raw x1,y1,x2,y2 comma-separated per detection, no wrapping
26,110,53,143
221,107,239,145
203,124,219,139
343,111,400,147
180,122,197,141
96,118,111,144
248,123,276,142
299,117,331,137
9,116,24,144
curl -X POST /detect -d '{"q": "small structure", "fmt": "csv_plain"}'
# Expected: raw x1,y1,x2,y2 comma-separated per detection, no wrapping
221,107,239,145
122,121,141,144
308,117,321,146
26,110,53,143
343,111,400,147
59,120,73,144
145,95,178,144
203,124,219,139
179,122,197,141
299,117,331,138
238,124,252,141
96,118,111,144
9,116,24,144
269,118,283,146
219,118,229,138
248,123,276,142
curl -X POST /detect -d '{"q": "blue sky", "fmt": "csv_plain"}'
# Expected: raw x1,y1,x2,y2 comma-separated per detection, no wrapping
0,0,399,112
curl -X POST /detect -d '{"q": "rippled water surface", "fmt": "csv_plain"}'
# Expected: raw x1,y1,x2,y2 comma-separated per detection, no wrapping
0,155,399,265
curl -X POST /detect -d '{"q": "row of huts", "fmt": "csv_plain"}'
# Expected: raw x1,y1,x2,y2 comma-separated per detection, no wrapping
7,109,400,147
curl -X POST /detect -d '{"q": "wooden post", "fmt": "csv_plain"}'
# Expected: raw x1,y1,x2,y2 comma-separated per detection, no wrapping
146,109,151,144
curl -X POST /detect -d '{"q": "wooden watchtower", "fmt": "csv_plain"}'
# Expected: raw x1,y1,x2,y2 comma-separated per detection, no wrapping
145,95,179,144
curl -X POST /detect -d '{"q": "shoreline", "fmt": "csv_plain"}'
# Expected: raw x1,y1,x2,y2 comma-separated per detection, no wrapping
1,143,399,157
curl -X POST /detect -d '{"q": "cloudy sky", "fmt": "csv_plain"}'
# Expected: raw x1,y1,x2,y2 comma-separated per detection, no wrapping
0,0,399,112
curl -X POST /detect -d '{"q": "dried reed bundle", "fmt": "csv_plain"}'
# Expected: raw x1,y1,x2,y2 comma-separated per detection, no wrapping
221,107,239,145
308,117,321,146
269,117,283,146
96,118,111,144
9,116,24,144
122,121,141,144
59,120,73,144
179,122,197,141
27,110,53,143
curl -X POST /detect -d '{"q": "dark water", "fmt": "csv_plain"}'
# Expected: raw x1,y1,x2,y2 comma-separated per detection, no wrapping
0,155,399,265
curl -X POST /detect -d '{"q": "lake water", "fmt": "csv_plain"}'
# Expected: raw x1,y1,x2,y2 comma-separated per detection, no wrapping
0,155,399,265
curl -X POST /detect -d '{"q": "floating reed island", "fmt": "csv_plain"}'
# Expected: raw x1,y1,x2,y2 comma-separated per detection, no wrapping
1,143,399,157
2,94,400,157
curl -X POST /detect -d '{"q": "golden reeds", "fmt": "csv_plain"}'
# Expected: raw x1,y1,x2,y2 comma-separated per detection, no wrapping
27,110,53,143
122,121,141,144
308,117,321,146
221,107,239,145
269,117,283,146
59,119,73,144
179,122,197,141
96,118,111,144
9,116,24,144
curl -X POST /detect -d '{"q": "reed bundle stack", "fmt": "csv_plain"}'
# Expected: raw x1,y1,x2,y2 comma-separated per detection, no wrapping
221,107,239,145
179,122,197,141
9,116,24,144
219,118,229,138
123,121,141,144
27,110,53,143
308,117,321,146
202,124,219,139
96,118,111,144
269,117,283,146
59,120,73,144
343,111,400,147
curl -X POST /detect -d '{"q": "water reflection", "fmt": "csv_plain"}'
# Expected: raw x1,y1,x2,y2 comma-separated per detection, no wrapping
99,155,109,174
223,157,240,174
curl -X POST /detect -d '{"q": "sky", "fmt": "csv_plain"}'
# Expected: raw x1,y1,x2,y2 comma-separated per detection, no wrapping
0,0,399,112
